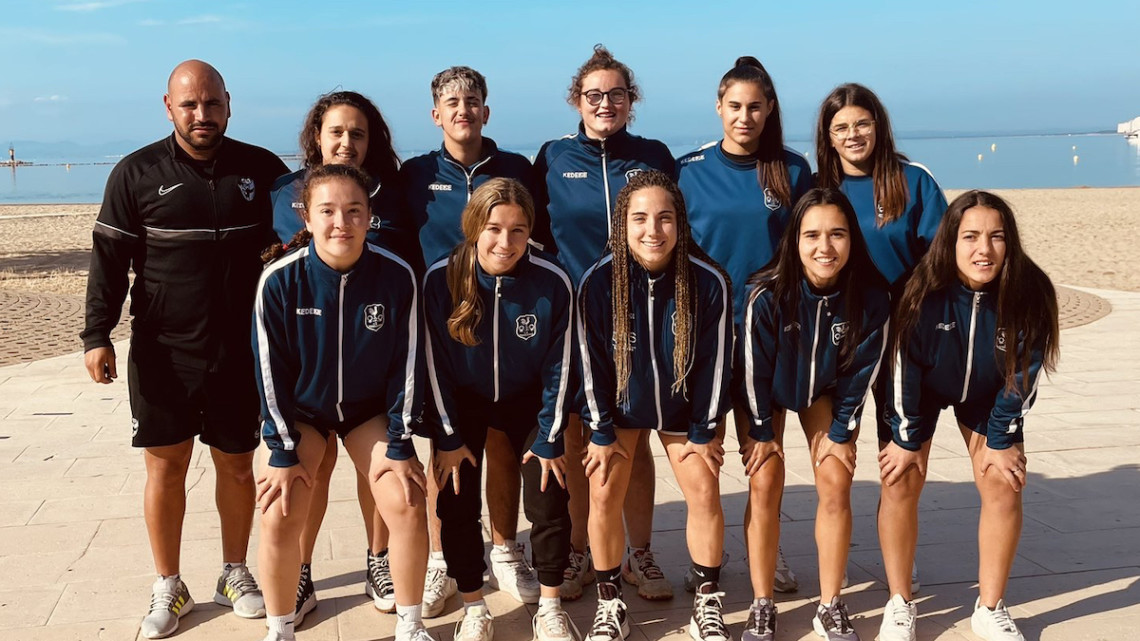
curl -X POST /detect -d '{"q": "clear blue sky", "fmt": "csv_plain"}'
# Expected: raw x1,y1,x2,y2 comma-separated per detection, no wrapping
1,0,1137,155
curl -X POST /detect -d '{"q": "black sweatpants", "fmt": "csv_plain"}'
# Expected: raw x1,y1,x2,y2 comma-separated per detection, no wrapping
435,395,571,593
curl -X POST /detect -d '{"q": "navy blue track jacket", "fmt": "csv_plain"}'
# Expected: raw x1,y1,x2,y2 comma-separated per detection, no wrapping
677,142,813,326
270,168,421,271
533,125,675,286
741,279,891,443
253,242,424,466
400,138,537,267
577,255,732,445
840,161,947,286
423,248,575,458
886,285,1045,451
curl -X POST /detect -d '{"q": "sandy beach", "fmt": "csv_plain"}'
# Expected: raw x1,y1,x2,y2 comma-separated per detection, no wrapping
2,187,1138,297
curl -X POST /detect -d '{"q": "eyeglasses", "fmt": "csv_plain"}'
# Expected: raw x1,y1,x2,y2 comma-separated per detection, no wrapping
582,88,629,106
829,119,875,138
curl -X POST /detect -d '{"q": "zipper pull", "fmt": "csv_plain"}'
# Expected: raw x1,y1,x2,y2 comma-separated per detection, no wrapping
496,276,502,298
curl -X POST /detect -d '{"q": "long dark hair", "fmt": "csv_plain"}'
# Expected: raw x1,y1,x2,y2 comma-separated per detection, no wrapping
894,190,1060,391
261,164,373,264
445,178,535,347
747,187,883,368
299,90,400,189
814,83,909,225
718,55,792,207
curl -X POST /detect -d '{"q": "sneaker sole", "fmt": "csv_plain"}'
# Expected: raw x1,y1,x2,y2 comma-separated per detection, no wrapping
211,591,265,619
488,573,540,605
620,569,673,601
295,593,317,629
142,598,194,640
365,581,396,613
689,617,731,641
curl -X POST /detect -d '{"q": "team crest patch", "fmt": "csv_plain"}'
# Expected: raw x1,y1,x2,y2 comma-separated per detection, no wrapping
364,303,385,332
515,314,538,340
369,215,382,231
238,177,255,202
625,168,643,183
763,188,782,211
131,417,139,437
831,321,849,346
995,328,1007,352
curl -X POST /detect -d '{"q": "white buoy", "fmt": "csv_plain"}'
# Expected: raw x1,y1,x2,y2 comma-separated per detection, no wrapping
1072,145,1077,151
991,143,996,152
977,153,984,162
1073,155,1079,165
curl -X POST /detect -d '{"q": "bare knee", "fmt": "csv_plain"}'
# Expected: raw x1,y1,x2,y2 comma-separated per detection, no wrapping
881,467,925,504
815,465,852,515
978,472,1021,512
589,481,625,517
749,462,785,510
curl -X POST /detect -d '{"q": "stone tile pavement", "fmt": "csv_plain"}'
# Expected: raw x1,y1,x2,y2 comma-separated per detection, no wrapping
0,285,1137,641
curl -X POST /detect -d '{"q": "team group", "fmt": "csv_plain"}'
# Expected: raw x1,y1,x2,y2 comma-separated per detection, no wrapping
81,44,1060,641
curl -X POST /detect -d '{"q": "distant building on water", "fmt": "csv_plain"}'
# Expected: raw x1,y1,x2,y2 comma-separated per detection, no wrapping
1118,117,1140,138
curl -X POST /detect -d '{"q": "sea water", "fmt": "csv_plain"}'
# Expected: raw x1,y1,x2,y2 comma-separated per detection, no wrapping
2,133,1137,205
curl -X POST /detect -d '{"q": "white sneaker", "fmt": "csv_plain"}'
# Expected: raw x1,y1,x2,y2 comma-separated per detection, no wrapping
910,562,921,595
455,604,495,641
213,563,265,618
560,550,595,601
970,598,1025,641
489,541,540,604
774,547,798,593
878,594,916,641
396,621,436,641
422,558,456,618
534,605,582,641
141,575,194,639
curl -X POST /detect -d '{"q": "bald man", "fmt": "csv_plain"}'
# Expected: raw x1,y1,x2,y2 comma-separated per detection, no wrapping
83,60,289,639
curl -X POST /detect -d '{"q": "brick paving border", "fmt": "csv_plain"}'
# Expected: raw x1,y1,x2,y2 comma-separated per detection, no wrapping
0,284,1109,367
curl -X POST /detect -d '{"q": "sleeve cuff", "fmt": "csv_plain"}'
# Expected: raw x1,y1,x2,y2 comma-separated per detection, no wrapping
687,424,714,445
827,419,855,444
434,431,466,453
589,428,617,447
748,417,774,443
386,438,414,461
268,447,300,468
528,438,564,459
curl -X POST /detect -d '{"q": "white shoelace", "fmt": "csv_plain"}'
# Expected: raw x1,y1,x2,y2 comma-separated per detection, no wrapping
538,608,572,638
591,599,624,638
988,604,1018,633
632,549,665,580
693,590,728,638
224,566,258,597
885,598,915,628
459,610,492,639
424,567,450,598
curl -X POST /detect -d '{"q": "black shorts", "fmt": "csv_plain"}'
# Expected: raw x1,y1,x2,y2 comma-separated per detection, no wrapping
127,344,260,453
296,401,388,442
890,395,1023,447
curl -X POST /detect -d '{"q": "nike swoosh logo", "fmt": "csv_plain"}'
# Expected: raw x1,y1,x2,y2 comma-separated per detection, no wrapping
158,183,184,196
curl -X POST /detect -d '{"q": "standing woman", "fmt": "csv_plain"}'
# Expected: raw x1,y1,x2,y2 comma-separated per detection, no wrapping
577,171,732,641
676,55,812,596
254,164,430,641
815,83,946,594
423,178,578,641
533,44,677,603
738,188,890,641
267,90,406,622
877,191,1058,641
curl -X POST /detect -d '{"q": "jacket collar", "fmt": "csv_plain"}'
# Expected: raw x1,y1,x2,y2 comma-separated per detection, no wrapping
475,245,532,290
440,137,498,168
575,123,632,156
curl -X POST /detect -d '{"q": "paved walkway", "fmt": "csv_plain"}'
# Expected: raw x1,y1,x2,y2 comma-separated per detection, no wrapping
0,285,1137,641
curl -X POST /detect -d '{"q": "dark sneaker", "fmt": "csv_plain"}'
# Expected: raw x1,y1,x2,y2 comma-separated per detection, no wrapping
811,596,859,640
586,582,629,641
294,563,317,628
688,583,730,641
366,549,396,612
741,598,777,641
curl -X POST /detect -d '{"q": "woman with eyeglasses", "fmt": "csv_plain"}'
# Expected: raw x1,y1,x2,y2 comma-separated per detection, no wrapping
531,44,677,617
814,83,947,635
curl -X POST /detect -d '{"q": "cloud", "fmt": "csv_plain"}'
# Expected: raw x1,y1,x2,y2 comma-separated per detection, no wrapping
34,95,69,103
56,0,148,11
0,28,126,46
178,15,222,25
